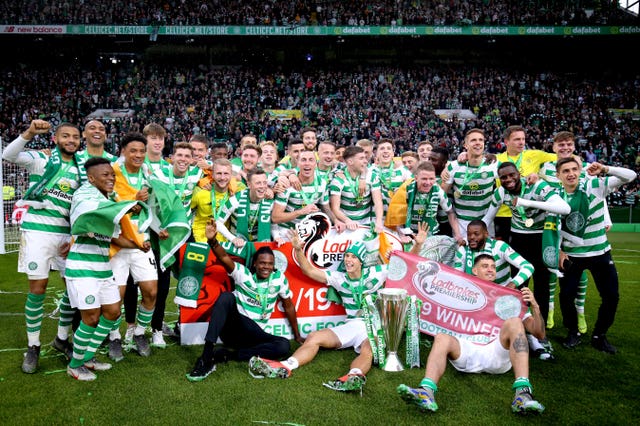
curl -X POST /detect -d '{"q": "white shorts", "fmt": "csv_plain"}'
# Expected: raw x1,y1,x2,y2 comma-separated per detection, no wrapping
328,318,368,354
111,248,158,285
450,337,511,374
18,231,70,279
66,277,120,310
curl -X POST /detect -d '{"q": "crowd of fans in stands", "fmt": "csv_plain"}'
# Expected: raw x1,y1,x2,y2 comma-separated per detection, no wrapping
1,64,638,169
1,0,638,26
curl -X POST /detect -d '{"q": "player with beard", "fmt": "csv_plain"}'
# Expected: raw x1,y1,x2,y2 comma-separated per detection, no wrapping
494,126,557,242
387,161,464,247
428,147,452,237
77,120,117,165
234,144,261,186
454,220,534,290
3,120,83,373
482,162,570,334
191,158,244,243
186,220,303,382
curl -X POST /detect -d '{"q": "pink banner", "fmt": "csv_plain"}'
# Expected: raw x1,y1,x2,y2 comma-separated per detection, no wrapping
386,250,527,344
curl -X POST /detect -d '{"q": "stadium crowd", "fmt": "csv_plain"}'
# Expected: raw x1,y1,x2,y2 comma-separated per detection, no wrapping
1,0,638,26
1,64,639,166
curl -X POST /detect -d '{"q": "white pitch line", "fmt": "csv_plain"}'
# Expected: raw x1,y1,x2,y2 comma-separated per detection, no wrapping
614,261,639,264
615,249,640,253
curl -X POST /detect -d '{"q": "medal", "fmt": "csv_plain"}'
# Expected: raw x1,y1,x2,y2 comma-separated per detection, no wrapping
525,218,534,228
454,190,461,198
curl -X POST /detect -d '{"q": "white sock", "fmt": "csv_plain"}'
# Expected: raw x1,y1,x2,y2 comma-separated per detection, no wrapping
349,368,363,376
57,325,71,340
109,329,121,340
135,325,146,336
527,334,544,351
284,357,299,370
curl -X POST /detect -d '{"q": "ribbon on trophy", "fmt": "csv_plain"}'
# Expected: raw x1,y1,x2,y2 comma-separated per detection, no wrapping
362,294,386,367
405,295,422,368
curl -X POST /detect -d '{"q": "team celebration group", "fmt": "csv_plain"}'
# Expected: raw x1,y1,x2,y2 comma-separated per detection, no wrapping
4,118,636,416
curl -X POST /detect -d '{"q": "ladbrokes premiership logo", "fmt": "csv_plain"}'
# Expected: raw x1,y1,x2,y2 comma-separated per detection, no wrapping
412,260,487,312
293,213,403,271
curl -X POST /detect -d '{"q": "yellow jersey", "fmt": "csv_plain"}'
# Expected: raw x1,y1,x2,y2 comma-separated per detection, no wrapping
495,150,557,217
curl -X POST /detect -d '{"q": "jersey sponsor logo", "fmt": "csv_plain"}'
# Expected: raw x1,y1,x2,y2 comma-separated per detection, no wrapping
48,188,74,201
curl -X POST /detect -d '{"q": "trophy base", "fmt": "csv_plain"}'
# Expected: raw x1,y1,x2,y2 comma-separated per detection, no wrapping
382,352,404,372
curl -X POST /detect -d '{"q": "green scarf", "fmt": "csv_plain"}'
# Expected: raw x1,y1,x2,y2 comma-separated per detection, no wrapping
174,242,209,308
221,239,257,265
405,181,438,235
542,214,561,273
561,186,590,239
235,190,271,242
21,147,83,206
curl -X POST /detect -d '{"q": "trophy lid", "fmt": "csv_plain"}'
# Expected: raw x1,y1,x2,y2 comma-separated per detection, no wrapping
378,288,408,299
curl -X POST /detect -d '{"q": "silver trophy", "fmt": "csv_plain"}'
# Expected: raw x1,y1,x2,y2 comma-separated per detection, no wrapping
376,288,409,371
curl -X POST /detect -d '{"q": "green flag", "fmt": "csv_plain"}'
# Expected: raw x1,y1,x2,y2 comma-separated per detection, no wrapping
146,177,192,271
70,183,138,238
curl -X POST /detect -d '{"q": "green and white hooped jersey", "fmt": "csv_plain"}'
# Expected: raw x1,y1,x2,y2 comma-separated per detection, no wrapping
490,179,556,233
325,265,388,319
274,174,330,229
560,177,611,257
65,233,113,280
329,170,381,223
16,151,81,235
454,238,533,288
371,163,413,211
230,264,292,328
155,164,202,212
445,160,497,221
64,184,115,279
